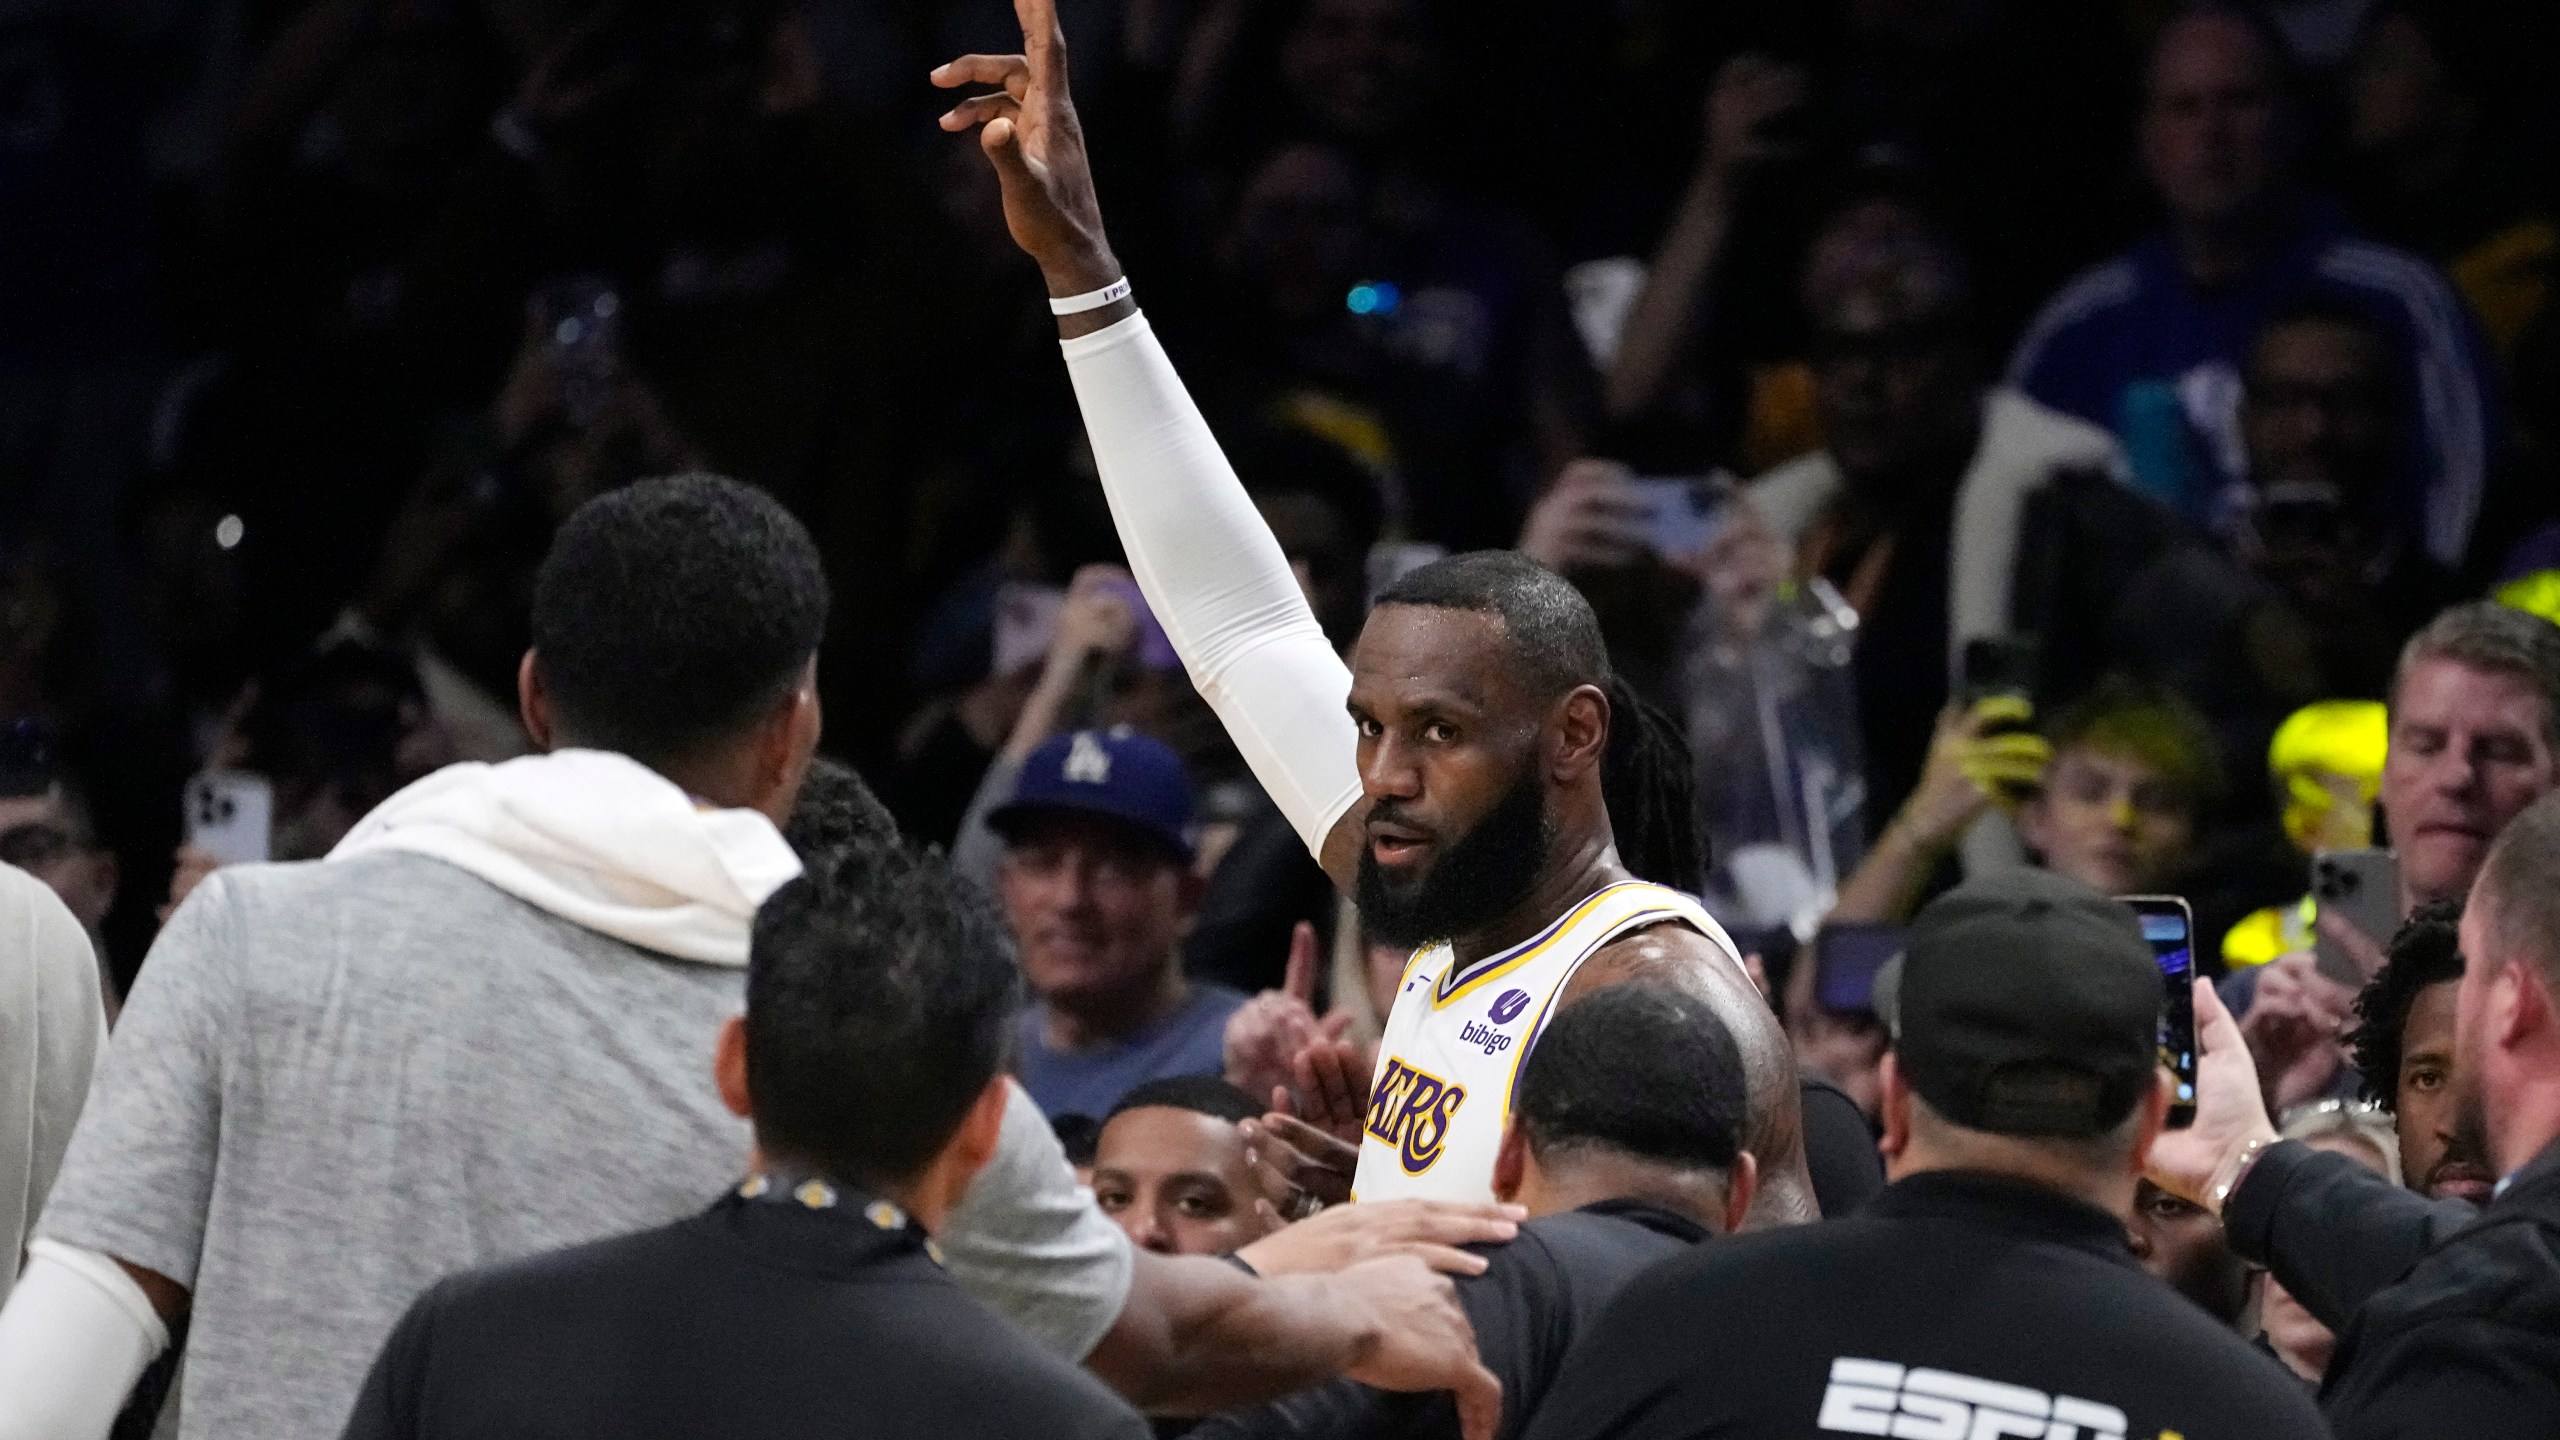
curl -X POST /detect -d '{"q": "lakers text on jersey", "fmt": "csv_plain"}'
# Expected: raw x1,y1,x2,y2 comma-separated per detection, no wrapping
1348,881,1742,1204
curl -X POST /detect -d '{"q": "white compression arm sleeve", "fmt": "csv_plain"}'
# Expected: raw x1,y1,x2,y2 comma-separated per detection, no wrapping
1060,313,1362,855
0,1240,170,1440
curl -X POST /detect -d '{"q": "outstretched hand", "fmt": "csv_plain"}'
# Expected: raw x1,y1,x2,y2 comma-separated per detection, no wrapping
932,0,1118,292
1236,1196,1521,1279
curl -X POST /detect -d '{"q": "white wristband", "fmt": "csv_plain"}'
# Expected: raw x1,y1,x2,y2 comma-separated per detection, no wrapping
1049,277,1132,315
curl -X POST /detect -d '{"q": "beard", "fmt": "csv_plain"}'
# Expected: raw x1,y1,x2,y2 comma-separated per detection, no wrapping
1356,762,1554,951
2435,1084,2499,1198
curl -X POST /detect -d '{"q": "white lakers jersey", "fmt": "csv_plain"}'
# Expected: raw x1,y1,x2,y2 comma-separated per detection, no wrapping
1349,880,1744,1203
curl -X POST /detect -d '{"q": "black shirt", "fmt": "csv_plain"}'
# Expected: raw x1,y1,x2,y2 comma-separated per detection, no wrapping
2229,1135,2560,1439
1189,1200,1709,1440
1521,1171,2328,1440
1799,1075,1886,1217
340,1187,1150,1440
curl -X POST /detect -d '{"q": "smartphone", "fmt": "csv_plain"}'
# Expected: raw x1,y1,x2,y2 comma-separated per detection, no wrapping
2311,848,2400,988
1095,575,1182,671
1960,636,2040,709
184,771,273,867
2122,895,2198,1129
1811,923,1905,1016
1625,476,1735,563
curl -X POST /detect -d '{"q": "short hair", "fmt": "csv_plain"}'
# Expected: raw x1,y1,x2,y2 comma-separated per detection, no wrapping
782,756,902,863
2393,601,2560,752
531,474,830,764
2474,791,2560,998
2044,676,2224,814
1515,984,1746,1172
1375,550,1611,701
2348,901,2466,1107
745,838,1020,1188
1106,1074,1265,1127
1052,1113,1101,1168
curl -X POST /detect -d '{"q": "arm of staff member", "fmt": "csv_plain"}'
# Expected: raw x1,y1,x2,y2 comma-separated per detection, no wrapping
1097,1204,1511,1430
933,0,1814,1229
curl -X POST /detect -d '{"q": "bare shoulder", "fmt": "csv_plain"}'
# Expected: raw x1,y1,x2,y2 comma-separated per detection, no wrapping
1567,921,1754,1006
1569,917,1813,1220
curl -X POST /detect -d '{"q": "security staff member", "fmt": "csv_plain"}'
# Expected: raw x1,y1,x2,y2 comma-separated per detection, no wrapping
338,842,1150,1440
1521,869,2329,1440
2155,791,2560,1438
1192,983,1759,1440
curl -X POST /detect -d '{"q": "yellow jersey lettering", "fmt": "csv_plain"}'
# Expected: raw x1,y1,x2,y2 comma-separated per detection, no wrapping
1365,1058,1416,1143
1363,1056,1469,1176
1400,1080,1467,1174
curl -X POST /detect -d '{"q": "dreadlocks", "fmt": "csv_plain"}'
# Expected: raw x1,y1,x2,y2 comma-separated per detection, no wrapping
1602,673,1708,891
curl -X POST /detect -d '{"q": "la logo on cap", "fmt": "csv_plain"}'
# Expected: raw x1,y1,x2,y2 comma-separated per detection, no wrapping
1064,732,1113,785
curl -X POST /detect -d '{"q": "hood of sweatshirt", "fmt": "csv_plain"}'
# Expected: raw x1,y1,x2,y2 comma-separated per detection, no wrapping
329,748,801,965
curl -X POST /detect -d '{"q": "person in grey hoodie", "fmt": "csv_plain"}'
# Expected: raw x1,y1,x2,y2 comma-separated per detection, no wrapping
0,473,1509,1440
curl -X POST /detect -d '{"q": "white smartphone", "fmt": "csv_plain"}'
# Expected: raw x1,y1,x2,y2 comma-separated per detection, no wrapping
184,771,273,866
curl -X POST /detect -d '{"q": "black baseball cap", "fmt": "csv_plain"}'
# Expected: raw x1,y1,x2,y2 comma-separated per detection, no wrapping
1872,868,2162,1139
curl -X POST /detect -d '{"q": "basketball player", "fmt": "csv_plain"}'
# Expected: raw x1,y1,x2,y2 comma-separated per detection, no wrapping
933,0,1815,1223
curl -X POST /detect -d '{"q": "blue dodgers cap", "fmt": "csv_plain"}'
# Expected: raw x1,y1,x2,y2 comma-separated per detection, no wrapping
988,729,1197,861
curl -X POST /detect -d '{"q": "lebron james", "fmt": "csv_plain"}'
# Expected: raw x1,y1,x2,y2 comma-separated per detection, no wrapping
935,0,1815,1223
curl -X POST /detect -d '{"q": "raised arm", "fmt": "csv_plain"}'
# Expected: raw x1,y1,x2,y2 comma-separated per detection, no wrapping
934,1,1366,889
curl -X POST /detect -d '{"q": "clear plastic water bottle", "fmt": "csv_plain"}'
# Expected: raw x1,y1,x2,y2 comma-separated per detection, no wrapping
1683,576,1869,939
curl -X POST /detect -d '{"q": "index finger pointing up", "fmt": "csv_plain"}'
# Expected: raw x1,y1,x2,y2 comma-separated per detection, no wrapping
1283,921,1319,1004
1014,0,1067,73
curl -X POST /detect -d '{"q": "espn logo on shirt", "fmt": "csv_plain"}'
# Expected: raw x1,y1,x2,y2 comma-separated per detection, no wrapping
1818,1358,2130,1439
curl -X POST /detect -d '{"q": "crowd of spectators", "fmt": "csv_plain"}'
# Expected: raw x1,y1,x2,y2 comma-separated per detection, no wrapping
4,0,2551,997
7,0,2560,1436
